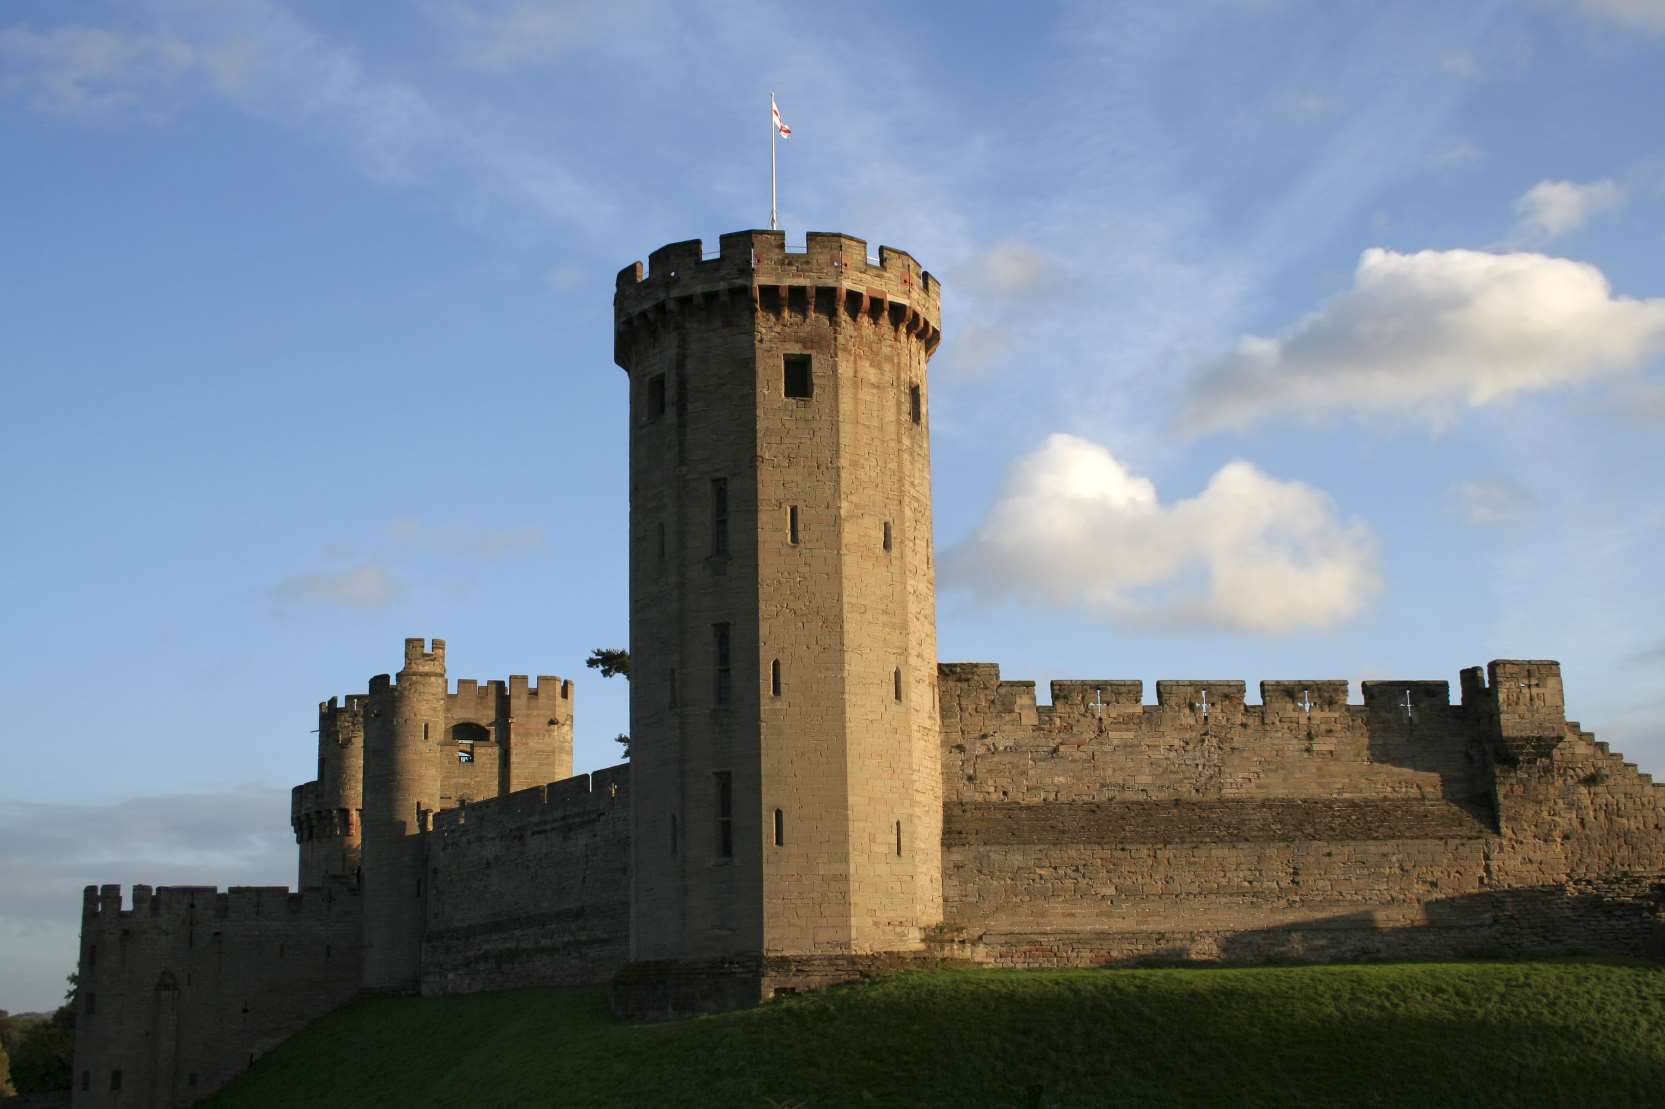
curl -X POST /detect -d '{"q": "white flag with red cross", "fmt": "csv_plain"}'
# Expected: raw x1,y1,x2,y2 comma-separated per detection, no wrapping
772,95,792,139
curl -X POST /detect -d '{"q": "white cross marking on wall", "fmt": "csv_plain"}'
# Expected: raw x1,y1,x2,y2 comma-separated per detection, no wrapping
1401,690,1416,723
1298,689,1314,715
1194,689,1210,718
1091,688,1105,718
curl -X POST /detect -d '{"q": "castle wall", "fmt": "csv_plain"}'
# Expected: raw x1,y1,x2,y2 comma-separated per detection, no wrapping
71,883,360,1109
935,661,1665,968
421,764,631,995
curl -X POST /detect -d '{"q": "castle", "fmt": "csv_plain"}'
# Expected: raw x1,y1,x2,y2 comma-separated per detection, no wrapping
71,231,1665,1107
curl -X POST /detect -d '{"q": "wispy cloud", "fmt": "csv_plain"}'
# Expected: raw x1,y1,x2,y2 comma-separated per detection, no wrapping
272,561,402,610
941,434,1381,634
387,517,545,559
1563,0,1665,34
0,789,294,1011
0,1,617,233
424,0,679,72
1511,178,1626,244
1180,248,1665,434
1448,477,1537,526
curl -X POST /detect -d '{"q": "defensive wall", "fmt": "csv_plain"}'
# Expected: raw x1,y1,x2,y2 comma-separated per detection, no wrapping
70,883,361,1109
422,764,632,995
930,659,1665,967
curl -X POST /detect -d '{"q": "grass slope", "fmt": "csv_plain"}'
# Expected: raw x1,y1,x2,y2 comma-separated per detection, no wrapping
207,960,1665,1108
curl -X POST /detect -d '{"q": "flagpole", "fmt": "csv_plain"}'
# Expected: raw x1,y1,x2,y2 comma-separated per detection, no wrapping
770,91,778,231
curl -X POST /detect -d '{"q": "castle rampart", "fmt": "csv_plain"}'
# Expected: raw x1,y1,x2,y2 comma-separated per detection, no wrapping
422,764,631,995
71,882,361,1109
932,659,1665,969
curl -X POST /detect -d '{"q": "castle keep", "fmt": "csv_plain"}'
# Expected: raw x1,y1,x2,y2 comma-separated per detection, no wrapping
73,231,1665,1107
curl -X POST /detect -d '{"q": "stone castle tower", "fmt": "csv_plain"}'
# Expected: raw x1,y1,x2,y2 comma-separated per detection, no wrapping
613,231,945,964
288,638,577,990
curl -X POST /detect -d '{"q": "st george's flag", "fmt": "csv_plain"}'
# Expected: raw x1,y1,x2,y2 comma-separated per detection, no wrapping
772,95,792,138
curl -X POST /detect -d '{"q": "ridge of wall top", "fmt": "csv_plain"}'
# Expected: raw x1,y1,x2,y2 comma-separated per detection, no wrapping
614,229,939,329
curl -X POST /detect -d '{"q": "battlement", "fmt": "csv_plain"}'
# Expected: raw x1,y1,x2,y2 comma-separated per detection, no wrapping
317,694,367,720
81,881,358,925
613,230,941,364
402,636,445,674
936,661,1561,735
430,763,628,835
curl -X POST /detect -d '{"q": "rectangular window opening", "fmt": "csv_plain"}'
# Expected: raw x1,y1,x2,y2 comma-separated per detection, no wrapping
111,1071,123,1093
670,813,679,856
773,807,784,847
711,478,729,556
647,373,667,419
788,505,799,545
771,658,782,698
909,383,922,424
715,772,734,859
714,624,732,706
657,521,666,564
883,521,893,552
896,820,903,857
784,354,813,399
894,668,903,702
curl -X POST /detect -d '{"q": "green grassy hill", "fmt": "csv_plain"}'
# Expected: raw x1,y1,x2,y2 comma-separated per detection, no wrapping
207,960,1665,1108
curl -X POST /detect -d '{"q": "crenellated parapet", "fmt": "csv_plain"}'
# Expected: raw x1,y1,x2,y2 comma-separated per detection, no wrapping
613,230,941,370
430,764,628,836
938,662,1496,805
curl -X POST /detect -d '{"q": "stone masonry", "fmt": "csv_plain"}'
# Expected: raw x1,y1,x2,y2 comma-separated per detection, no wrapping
72,231,1665,1105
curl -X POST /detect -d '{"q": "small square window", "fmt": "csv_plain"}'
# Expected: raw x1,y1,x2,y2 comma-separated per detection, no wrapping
111,1070,123,1092
784,354,813,399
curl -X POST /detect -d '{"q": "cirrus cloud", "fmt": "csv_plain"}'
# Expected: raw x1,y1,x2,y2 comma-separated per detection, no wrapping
1511,178,1626,243
1180,248,1665,433
941,434,1381,634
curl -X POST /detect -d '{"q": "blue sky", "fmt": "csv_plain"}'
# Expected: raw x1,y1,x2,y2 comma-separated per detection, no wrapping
3,0,1663,1010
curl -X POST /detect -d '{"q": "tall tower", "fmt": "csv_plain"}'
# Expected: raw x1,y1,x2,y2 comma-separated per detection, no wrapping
614,231,944,970
359,636,447,990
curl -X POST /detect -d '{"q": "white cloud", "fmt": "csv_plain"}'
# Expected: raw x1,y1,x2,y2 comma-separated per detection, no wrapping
0,3,615,231
0,23,243,115
1448,478,1537,526
970,240,1059,297
426,0,675,71
1441,53,1479,78
1181,248,1665,433
941,434,1381,634
386,517,546,559
1511,178,1626,243
1565,0,1665,33
272,561,402,609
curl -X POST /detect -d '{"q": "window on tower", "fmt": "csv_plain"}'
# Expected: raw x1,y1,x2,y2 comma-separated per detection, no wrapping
788,505,800,545
714,624,732,705
647,373,667,420
910,384,922,424
784,354,813,399
711,478,729,556
715,772,734,859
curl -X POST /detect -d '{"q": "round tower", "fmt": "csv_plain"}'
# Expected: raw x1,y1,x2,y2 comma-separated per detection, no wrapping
294,694,365,889
359,636,447,990
614,231,944,967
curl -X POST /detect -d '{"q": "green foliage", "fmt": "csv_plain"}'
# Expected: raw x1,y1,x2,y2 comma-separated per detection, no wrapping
585,647,630,681
9,1003,74,1095
0,1037,14,1099
614,733,631,758
204,960,1665,1108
